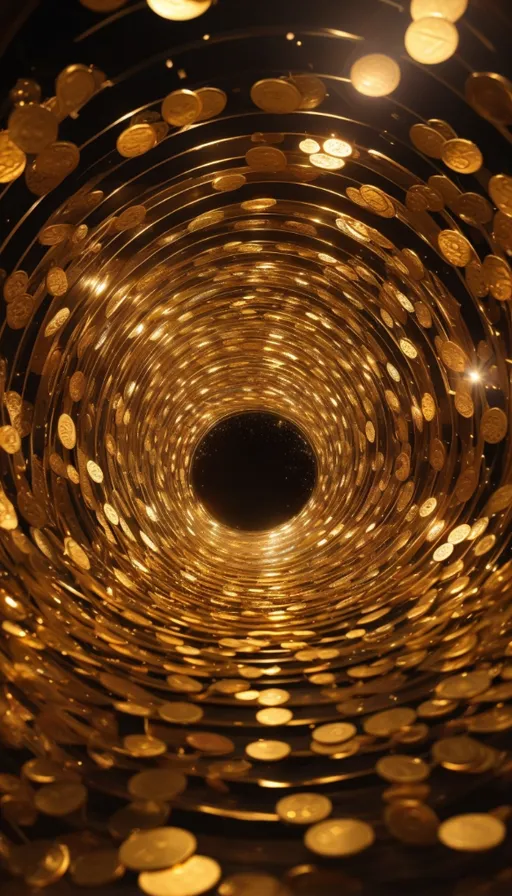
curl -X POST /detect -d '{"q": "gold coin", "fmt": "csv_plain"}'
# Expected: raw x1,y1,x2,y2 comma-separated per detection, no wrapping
161,90,202,126
56,64,96,113
482,254,512,301
69,371,86,401
256,707,293,726
409,123,446,158
309,153,345,170
109,801,171,840
428,117,457,139
34,782,87,816
196,87,227,121
465,72,512,126
117,124,157,158
438,813,505,851
245,146,287,172
452,191,492,224
406,184,444,212
405,16,458,65
441,138,483,174
186,732,235,754
39,223,72,245
8,103,58,154
436,670,491,699
158,702,204,723
80,0,129,12
250,78,301,113
219,873,289,896
128,768,187,801
375,755,430,783
363,707,416,736
46,266,68,297
11,841,70,887
0,426,21,454
245,739,291,761
44,307,70,337
291,75,327,110
116,204,147,230
64,537,90,570
384,800,439,845
70,849,125,886
321,137,352,159
312,722,356,745
454,386,474,418
276,793,332,825
488,173,512,216
304,818,375,857
0,131,26,183
359,184,395,217
139,855,221,896
438,229,472,266
213,173,247,192
3,269,28,302
58,413,76,449
465,261,488,298
480,407,508,443
257,688,290,707
494,211,512,251
147,0,212,21
6,294,34,329
22,757,77,784
432,735,484,768
187,209,225,231
119,827,196,871
428,173,461,205
439,340,468,373
123,735,168,757
167,674,203,693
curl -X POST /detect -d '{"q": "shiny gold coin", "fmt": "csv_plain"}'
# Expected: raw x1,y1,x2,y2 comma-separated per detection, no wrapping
6,294,34,330
58,413,76,449
123,735,168,757
375,755,430,783
109,801,171,840
363,707,416,736
384,800,439,845
139,854,221,896
404,16,459,65
438,813,505,852
312,722,356,745
158,702,204,724
186,732,235,754
161,89,202,126
436,670,491,699
44,307,70,337
117,124,157,158
359,184,395,217
56,64,96,113
428,117,457,139
3,269,28,302
438,229,472,266
309,153,345,171
441,138,483,174
11,841,70,887
452,191,493,224
0,426,21,454
46,266,68,297
196,87,227,121
69,371,86,401
409,123,446,158
116,204,147,230
482,254,512,301
465,72,512,126
256,707,293,726
276,793,332,825
480,407,508,443
70,849,125,887
22,757,78,784
8,103,58,154
488,173,512,216
119,827,196,871
291,74,327,110
257,688,290,707
245,739,291,761
128,768,187,801
245,146,287,172
0,131,26,183
250,78,301,113
432,735,484,768
34,782,87,816
304,818,375,857
439,340,468,373
213,173,247,192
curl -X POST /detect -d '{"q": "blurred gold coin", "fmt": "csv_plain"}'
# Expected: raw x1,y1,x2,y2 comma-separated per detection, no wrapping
312,722,356,745
245,739,291,761
46,266,68,297
70,848,125,886
34,782,87,816
439,340,468,373
11,841,70,887
186,732,235,754
256,707,293,726
6,294,34,330
119,827,196,871
161,89,202,126
291,75,327,110
196,87,227,120
128,768,187,800
3,269,28,302
257,688,290,706
488,173,512,216
405,17,459,65
480,407,508,443
465,72,512,125
8,103,58,154
375,755,430,783
0,131,26,183
158,702,204,723
0,426,21,454
441,138,483,173
69,371,86,401
123,735,168,757
213,173,247,192
56,64,96,113
147,0,212,21
304,818,374,857
452,191,492,224
108,801,171,840
385,800,439,845
276,793,332,825
309,153,345,170
436,670,491,699
245,146,287,171
39,223,72,245
117,124,157,158
438,813,505,851
409,123,445,158
250,78,301,113
363,707,416,736
139,855,221,896
482,254,512,301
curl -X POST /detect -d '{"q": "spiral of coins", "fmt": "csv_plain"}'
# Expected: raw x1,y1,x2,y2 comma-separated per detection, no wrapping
0,0,511,893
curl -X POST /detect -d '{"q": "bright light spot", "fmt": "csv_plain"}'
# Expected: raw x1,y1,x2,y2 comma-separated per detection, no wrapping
350,53,401,97
469,370,481,382
286,32,295,40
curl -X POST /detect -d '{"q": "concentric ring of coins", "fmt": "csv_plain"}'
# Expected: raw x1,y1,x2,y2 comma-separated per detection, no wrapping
0,0,511,894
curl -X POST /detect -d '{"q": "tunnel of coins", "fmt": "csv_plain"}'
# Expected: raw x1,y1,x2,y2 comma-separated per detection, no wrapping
0,0,512,893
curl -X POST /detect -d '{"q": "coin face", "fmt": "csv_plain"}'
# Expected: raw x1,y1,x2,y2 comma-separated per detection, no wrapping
57,413,76,450
196,87,227,120
128,768,188,801
158,702,204,723
292,75,326,110
250,79,301,113
276,793,332,825
162,89,202,127
245,146,287,172
304,818,375,857
441,138,483,174
8,104,58,154
245,739,291,761
312,722,356,745
409,123,446,158
119,827,197,871
375,755,430,783
465,71,512,125
117,124,157,158
436,670,491,699
34,782,87,816
139,854,221,896
350,53,401,97
438,813,505,851
438,230,472,266
363,707,416,736
0,131,26,183
256,707,293,726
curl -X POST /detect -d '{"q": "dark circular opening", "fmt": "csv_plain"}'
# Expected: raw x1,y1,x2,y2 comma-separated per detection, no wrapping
191,412,317,531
